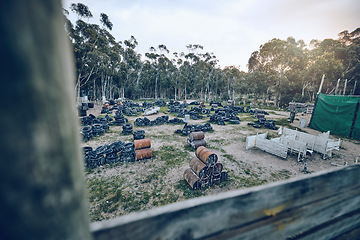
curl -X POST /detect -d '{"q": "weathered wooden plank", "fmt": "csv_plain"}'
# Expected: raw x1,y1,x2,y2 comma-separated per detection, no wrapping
91,165,360,240
204,185,360,240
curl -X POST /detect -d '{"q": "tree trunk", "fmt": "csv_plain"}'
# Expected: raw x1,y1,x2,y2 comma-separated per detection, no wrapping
0,0,92,239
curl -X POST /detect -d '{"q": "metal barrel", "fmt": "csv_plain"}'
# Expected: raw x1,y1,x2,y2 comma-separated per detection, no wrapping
189,131,205,141
184,168,201,190
220,170,228,183
215,162,223,173
213,172,221,185
195,146,206,158
134,138,151,150
195,146,218,166
135,148,153,160
190,139,206,149
189,157,208,179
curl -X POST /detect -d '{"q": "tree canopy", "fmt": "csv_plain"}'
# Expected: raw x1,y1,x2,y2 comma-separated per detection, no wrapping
63,3,360,107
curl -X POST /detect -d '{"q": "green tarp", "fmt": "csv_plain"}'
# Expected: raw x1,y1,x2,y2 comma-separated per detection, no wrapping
310,93,360,140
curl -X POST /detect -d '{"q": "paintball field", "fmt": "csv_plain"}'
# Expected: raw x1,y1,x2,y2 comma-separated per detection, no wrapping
82,103,360,222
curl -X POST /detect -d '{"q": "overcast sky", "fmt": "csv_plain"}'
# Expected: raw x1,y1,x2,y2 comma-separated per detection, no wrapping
62,0,359,71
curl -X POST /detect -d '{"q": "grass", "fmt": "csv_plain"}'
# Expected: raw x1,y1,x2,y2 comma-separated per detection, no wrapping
153,145,191,168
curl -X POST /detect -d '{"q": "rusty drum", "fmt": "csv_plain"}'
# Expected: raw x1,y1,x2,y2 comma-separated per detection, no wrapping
190,139,206,149
215,162,223,173
184,168,201,190
189,157,208,179
135,148,152,160
189,131,205,141
195,146,218,166
134,138,151,150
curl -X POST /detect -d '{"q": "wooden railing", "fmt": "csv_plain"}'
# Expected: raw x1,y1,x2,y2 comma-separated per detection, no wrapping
90,165,360,240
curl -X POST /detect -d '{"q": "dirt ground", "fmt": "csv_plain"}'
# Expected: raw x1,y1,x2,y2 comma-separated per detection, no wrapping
82,102,360,222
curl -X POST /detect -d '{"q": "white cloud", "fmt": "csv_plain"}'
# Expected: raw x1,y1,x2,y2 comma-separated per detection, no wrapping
62,0,360,71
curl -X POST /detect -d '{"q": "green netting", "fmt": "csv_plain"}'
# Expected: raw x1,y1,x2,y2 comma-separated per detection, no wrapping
352,106,360,139
310,93,360,139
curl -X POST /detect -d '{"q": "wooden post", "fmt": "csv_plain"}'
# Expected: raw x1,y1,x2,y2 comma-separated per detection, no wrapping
317,74,325,95
335,78,341,95
343,79,348,95
0,1,92,239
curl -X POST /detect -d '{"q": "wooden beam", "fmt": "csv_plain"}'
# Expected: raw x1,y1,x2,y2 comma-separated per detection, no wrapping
91,165,360,240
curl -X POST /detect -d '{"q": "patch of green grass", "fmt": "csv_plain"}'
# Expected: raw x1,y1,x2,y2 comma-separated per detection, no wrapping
270,169,292,180
153,145,190,168
140,172,159,184
152,192,180,206
175,180,205,199
228,170,268,188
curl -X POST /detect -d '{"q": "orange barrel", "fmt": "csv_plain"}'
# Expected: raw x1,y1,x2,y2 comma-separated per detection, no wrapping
189,157,208,179
195,146,206,157
184,168,201,190
189,131,205,141
136,148,153,160
190,139,206,149
134,138,151,150
195,146,218,166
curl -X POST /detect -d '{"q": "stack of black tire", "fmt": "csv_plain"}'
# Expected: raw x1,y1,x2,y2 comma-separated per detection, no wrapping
142,102,155,108
114,111,127,126
248,118,278,130
92,123,104,136
167,117,185,124
83,140,138,168
122,123,133,135
81,126,92,142
83,146,106,169
97,117,110,131
155,100,167,107
177,123,213,136
134,117,151,126
119,142,136,162
133,130,145,140
209,108,240,125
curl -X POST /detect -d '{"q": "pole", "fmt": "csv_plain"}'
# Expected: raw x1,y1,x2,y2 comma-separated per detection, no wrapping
343,79,348,95
335,78,340,95
317,74,325,95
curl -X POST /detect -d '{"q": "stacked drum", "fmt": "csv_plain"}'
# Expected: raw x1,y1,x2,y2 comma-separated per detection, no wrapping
187,131,206,149
183,146,227,190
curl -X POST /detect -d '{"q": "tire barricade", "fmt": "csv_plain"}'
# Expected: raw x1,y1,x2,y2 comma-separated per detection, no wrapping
133,130,145,140
83,140,139,168
134,116,184,127
184,146,227,190
114,111,128,126
80,114,113,142
187,131,206,149
176,123,213,136
209,107,241,125
122,123,133,135
247,118,278,130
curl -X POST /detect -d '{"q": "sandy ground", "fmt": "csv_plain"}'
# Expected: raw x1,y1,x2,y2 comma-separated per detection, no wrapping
82,103,360,221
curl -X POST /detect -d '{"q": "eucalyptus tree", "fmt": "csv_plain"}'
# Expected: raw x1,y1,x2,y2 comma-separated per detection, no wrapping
248,37,306,106
121,36,141,99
